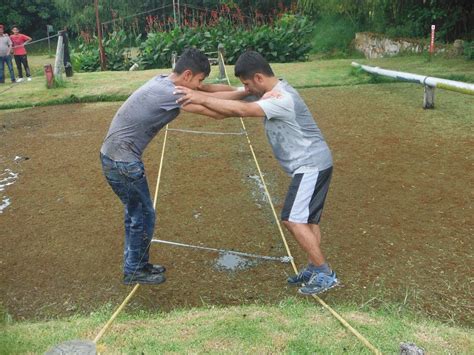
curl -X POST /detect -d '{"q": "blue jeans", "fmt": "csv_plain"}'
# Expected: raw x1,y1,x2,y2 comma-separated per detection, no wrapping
100,153,156,275
0,55,16,82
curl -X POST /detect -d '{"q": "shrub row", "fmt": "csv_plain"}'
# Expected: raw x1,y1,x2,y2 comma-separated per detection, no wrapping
138,15,312,69
71,30,134,72
72,15,313,72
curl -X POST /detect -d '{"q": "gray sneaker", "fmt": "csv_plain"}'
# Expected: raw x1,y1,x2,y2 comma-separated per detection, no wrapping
143,263,166,274
287,266,315,286
298,271,339,295
123,269,166,286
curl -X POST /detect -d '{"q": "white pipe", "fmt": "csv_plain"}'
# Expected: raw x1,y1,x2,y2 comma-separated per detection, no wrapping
352,62,474,95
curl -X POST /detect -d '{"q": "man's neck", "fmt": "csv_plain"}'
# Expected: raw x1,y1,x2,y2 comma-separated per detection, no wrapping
168,72,184,86
263,77,280,93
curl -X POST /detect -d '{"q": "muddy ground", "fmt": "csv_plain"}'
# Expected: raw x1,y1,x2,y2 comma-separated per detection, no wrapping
0,83,472,325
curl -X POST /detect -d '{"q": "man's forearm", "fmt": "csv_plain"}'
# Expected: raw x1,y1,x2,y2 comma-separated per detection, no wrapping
199,83,235,92
200,96,263,118
201,90,249,100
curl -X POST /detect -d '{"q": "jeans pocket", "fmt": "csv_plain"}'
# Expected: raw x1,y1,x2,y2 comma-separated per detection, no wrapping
122,162,145,181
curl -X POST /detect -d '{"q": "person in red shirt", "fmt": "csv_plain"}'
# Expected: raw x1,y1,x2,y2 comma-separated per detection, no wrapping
10,26,32,82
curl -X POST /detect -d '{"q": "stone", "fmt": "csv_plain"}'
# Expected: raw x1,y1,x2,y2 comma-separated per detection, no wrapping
45,340,96,355
400,342,425,355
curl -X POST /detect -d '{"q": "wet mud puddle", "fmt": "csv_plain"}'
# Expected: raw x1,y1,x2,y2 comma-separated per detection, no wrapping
214,252,258,271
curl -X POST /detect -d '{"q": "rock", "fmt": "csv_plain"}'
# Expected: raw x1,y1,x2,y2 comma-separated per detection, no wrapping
354,32,446,59
453,39,464,56
400,342,425,355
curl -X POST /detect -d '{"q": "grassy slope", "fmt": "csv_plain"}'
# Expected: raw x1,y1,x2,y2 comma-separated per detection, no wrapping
1,300,473,354
0,55,472,109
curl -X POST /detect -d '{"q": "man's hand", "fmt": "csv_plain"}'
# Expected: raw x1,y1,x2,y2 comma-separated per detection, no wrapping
174,86,207,106
262,89,282,100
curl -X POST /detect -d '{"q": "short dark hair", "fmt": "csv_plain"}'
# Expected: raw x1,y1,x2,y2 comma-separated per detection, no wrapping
174,48,210,77
234,51,274,79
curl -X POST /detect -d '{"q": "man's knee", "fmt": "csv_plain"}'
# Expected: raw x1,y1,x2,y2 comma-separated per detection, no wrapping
282,220,301,230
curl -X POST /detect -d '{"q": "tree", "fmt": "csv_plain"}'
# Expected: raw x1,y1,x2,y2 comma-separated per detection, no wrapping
0,0,60,37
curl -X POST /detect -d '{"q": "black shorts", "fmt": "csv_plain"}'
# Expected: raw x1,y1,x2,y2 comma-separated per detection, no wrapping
281,167,332,224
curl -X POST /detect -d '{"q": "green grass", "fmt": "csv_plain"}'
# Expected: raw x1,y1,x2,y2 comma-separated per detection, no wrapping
1,55,472,110
1,299,472,354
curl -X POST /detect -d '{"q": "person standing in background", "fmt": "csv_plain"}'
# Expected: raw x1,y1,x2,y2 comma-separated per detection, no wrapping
0,24,16,84
10,26,32,82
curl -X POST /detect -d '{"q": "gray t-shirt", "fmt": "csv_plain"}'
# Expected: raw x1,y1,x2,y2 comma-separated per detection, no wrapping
0,35,12,57
101,75,180,162
256,80,332,176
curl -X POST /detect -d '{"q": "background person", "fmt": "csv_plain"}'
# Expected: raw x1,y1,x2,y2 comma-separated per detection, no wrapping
0,24,16,84
10,26,32,82
175,51,339,296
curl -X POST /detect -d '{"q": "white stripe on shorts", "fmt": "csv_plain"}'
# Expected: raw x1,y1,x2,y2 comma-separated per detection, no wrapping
288,169,319,223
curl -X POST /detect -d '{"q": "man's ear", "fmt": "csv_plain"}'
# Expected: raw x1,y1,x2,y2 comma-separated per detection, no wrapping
254,73,265,84
182,69,194,82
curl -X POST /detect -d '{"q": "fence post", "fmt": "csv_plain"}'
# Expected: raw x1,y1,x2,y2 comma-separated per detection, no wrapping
218,43,225,80
44,64,54,89
53,31,64,78
62,30,73,77
171,51,177,70
423,85,435,109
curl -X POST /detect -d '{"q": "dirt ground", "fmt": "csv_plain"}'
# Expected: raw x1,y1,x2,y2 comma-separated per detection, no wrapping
0,83,472,325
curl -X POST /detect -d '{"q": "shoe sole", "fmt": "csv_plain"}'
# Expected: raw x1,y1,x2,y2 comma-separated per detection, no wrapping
288,281,307,287
298,280,340,296
123,276,166,286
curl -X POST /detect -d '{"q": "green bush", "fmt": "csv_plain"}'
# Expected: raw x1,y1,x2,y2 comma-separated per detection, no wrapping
72,30,134,72
137,15,313,69
464,41,474,60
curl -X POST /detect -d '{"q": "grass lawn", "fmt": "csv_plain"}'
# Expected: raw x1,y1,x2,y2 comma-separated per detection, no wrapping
0,55,472,109
1,299,473,354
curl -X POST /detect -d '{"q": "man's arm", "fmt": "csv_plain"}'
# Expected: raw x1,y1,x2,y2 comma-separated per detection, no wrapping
199,90,249,100
198,83,249,100
7,37,13,54
175,87,264,118
180,103,225,119
24,34,32,45
199,83,235,92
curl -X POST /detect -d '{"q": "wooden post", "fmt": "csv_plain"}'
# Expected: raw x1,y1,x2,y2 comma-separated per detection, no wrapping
423,85,435,109
429,25,435,62
171,51,177,70
53,32,64,77
95,0,107,71
62,30,73,77
172,0,177,28
218,43,225,80
44,64,54,88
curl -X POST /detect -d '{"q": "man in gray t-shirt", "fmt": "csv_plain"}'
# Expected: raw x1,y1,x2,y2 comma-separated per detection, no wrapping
101,48,245,285
0,25,16,84
175,51,339,296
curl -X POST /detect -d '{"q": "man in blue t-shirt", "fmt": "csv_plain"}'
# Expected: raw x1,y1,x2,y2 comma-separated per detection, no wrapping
101,48,246,285
175,51,339,295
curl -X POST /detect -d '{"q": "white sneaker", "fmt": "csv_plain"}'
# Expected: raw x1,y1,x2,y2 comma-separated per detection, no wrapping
16,78,24,82
27,77,32,81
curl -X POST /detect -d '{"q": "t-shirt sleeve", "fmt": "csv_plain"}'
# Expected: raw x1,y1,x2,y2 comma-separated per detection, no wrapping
155,81,181,111
255,94,295,120
160,92,181,111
